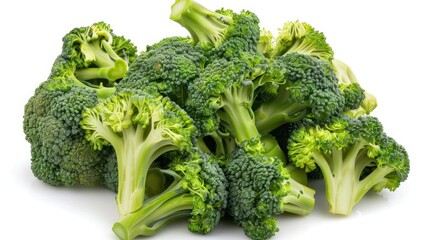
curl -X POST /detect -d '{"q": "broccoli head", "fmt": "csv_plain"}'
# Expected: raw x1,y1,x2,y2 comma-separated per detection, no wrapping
224,147,315,240
118,37,205,106
23,79,116,188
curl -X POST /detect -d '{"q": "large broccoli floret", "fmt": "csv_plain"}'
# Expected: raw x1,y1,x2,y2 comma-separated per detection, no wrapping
117,37,205,106
80,89,197,217
112,150,228,239
50,22,138,99
254,53,345,135
288,115,410,215
23,79,115,188
224,147,315,240
23,22,138,189
170,0,260,60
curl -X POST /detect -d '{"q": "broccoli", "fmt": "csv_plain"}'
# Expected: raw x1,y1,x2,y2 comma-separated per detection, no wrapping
170,0,260,60
186,52,283,141
224,147,315,240
80,89,196,217
112,151,228,239
288,115,410,215
23,22,138,189
23,79,116,188
118,36,205,106
260,21,334,63
50,22,138,99
332,58,377,117
254,53,345,135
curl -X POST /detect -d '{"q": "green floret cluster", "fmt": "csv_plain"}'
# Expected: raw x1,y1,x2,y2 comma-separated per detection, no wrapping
23,0,409,239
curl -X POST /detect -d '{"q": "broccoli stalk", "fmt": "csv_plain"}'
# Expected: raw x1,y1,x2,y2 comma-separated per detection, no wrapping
81,90,196,217
112,152,228,240
50,58,117,100
288,116,410,215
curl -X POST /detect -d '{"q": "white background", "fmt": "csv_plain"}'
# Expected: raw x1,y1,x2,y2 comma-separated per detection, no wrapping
1,0,427,239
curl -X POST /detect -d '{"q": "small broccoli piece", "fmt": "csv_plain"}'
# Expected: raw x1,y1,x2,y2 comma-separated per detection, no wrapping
339,82,366,112
23,79,115,187
257,29,274,57
80,90,196,217
288,115,410,215
332,58,377,117
112,151,228,239
224,147,315,240
262,21,333,63
118,37,205,106
50,22,137,99
170,0,260,60
254,53,345,135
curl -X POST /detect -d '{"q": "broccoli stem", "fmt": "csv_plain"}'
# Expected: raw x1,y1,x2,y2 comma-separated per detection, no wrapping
282,178,315,215
115,126,180,217
113,182,193,240
80,39,116,67
313,143,369,215
77,38,127,85
261,134,287,163
220,90,259,143
358,165,392,194
67,74,115,100
255,100,310,135
74,59,127,83
170,0,232,47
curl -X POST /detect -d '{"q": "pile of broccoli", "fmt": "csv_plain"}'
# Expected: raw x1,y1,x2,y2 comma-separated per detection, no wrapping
23,0,410,239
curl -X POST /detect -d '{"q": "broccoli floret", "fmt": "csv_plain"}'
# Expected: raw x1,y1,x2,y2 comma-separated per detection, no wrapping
23,79,115,188
118,37,205,106
254,53,345,135
261,21,333,63
186,52,284,141
224,147,315,240
170,0,260,60
80,89,196,217
332,58,377,117
339,82,366,111
288,115,410,215
112,151,228,239
50,22,137,99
